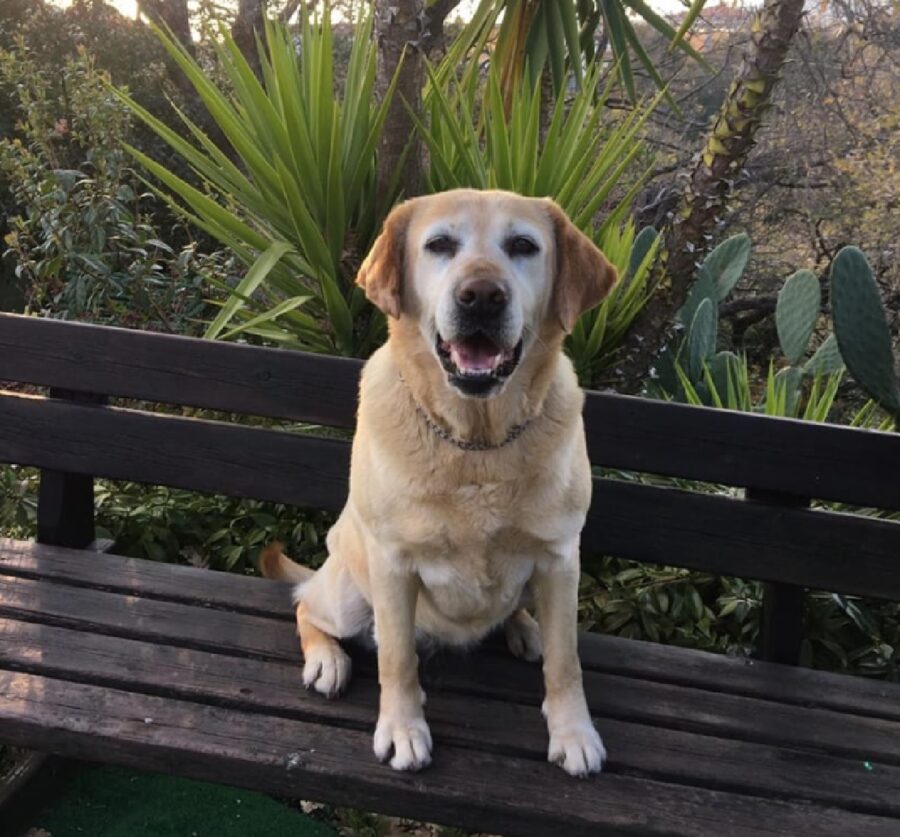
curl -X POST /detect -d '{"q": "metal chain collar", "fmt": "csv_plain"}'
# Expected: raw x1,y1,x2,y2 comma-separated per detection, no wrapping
399,373,533,452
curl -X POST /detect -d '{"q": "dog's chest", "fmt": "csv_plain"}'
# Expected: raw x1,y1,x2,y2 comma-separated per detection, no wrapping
399,481,553,622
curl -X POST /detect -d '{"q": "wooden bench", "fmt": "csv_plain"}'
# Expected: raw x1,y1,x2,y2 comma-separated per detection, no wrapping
1,311,899,835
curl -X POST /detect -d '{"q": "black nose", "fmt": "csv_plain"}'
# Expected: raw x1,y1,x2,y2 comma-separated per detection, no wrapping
455,277,509,317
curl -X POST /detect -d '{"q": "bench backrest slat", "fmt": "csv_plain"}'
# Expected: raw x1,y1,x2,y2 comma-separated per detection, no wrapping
0,391,350,510
2,313,899,605
586,395,900,511
2,387,898,600
3,314,898,509
0,314,360,428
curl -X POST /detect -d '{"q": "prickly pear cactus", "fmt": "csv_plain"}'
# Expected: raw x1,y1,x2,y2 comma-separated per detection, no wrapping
831,247,900,415
627,226,660,281
701,233,751,302
684,297,717,380
804,334,844,377
776,270,820,365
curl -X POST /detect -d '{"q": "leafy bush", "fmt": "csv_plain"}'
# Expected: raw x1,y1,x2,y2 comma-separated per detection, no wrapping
0,42,226,331
0,464,331,576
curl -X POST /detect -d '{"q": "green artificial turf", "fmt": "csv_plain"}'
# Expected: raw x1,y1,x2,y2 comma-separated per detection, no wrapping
29,764,335,837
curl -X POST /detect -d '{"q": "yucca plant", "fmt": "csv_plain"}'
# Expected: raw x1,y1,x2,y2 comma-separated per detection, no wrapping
437,0,709,106
673,352,845,422
116,11,397,356
417,61,661,382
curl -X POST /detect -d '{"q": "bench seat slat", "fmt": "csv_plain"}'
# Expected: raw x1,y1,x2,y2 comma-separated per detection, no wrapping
3,670,899,836
2,617,899,820
3,539,897,721
2,551,900,765
0,537,294,618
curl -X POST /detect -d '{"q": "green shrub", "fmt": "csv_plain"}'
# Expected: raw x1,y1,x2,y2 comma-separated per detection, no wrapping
0,464,331,576
0,43,225,331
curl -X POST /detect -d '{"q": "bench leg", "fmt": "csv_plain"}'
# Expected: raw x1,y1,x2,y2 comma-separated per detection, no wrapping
759,582,804,665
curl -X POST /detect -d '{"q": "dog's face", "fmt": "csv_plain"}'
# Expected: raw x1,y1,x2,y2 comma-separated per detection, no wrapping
357,189,618,398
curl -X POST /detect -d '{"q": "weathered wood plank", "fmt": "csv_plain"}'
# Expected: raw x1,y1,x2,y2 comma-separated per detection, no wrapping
0,312,361,428
574,633,900,722
2,670,896,836
0,390,351,511
5,539,898,722
3,575,899,763
2,392,898,597
586,479,900,600
0,573,294,660
435,649,900,764
3,312,899,509
585,393,900,511
2,618,898,817
0,538,294,618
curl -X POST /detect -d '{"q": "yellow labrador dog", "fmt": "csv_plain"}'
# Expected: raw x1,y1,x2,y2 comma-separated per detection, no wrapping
262,189,617,777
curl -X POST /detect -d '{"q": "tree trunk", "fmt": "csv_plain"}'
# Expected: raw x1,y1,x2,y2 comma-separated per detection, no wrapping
374,0,425,207
232,0,267,79
613,0,806,394
138,0,193,52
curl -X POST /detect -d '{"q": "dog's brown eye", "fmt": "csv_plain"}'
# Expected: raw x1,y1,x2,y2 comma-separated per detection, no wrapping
425,235,459,257
505,235,540,258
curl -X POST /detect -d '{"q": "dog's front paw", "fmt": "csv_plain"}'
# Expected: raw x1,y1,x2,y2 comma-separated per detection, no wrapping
547,718,606,777
302,638,351,698
373,711,433,771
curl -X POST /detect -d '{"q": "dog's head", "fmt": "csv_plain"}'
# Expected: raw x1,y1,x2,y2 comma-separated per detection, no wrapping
357,189,618,399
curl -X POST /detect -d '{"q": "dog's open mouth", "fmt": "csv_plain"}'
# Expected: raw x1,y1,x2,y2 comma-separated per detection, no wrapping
436,333,523,382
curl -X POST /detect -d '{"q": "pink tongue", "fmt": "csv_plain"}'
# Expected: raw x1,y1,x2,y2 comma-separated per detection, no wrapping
450,336,501,372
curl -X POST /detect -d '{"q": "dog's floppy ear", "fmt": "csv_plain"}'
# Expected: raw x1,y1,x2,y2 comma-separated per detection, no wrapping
546,200,619,333
355,200,416,319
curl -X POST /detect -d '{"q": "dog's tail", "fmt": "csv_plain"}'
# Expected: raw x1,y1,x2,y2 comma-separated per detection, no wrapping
259,542,315,584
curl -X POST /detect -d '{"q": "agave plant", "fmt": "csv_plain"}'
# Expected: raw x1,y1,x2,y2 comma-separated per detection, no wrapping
116,11,397,356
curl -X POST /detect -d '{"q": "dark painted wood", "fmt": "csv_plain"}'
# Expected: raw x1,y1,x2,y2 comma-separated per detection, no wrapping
586,479,900,600
35,390,105,548
3,313,900,509
5,538,898,722
36,468,94,548
0,538,294,618
2,618,899,818
759,582,806,664
574,633,900,722
433,649,900,764
2,671,897,836
585,391,900,510
0,573,297,662
0,312,361,428
0,390,351,512
3,570,899,763
750,489,811,664
2,392,899,597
